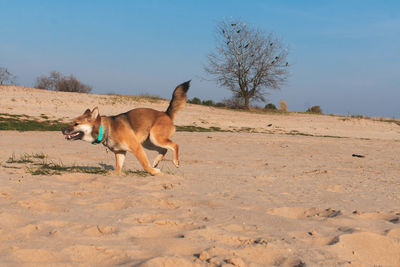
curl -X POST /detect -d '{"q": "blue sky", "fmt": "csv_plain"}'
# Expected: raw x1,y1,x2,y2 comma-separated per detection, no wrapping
1,0,399,117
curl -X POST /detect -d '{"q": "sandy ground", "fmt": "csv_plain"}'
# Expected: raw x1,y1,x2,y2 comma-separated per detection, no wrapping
0,86,400,266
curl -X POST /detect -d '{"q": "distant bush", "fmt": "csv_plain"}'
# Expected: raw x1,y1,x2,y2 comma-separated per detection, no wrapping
188,97,201,104
188,96,249,109
201,100,215,106
264,103,277,110
306,105,323,114
35,71,92,93
279,100,288,112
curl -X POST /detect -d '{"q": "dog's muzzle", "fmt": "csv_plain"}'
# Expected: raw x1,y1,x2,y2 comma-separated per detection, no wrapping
62,127,84,141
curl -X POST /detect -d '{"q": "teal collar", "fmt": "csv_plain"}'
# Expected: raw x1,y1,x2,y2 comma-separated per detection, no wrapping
92,122,103,145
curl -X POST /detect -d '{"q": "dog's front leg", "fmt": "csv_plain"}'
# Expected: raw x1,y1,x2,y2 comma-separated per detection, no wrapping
114,151,126,175
129,144,161,176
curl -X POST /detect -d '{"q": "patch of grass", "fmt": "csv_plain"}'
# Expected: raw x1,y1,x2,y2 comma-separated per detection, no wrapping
287,130,314,137
123,169,148,177
176,125,229,132
374,118,400,126
2,165,21,169
234,127,259,133
32,152,47,159
3,152,151,176
0,113,68,131
228,107,288,115
138,93,165,102
339,118,350,121
6,153,34,164
318,135,345,139
27,162,110,176
0,113,30,118
209,126,224,132
103,94,165,105
176,125,264,133
335,115,400,126
351,115,368,119
285,130,345,139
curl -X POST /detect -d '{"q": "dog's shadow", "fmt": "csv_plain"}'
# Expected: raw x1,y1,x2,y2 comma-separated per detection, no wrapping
99,163,114,170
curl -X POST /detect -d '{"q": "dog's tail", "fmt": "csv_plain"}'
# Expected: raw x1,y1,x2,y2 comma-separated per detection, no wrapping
165,80,191,121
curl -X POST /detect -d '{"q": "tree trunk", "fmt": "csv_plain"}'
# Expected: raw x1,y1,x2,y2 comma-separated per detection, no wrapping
244,97,250,109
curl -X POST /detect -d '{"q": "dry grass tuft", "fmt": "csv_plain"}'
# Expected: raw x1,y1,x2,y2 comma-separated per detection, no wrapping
279,100,288,112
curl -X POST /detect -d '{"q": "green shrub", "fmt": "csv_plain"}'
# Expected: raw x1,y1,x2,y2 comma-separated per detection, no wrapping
188,97,201,104
201,100,215,106
306,105,323,114
264,103,277,110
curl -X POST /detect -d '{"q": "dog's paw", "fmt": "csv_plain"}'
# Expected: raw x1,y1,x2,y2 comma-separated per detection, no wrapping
110,170,123,176
173,159,179,168
149,168,161,176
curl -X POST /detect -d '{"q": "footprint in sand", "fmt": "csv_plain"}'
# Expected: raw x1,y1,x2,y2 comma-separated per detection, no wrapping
326,185,343,192
292,230,340,246
144,197,182,209
184,226,263,247
268,207,342,219
357,211,400,224
17,200,66,213
0,212,30,228
63,245,130,266
82,224,118,236
96,199,135,211
128,219,199,239
15,224,43,238
199,243,292,266
387,228,400,240
122,213,163,224
138,256,197,267
330,232,400,266
12,248,62,263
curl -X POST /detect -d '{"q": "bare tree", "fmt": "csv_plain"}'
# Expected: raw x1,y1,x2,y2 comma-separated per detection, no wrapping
35,71,62,90
56,74,92,93
35,71,92,93
205,18,290,109
0,67,17,85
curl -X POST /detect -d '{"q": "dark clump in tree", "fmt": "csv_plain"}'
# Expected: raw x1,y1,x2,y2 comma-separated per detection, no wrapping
0,67,17,85
35,71,92,93
205,18,290,109
222,97,244,109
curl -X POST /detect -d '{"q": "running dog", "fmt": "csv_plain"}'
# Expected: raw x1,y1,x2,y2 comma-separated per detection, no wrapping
61,81,190,175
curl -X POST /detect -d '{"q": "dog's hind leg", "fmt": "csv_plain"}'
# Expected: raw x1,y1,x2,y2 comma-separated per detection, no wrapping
149,134,179,168
142,138,167,168
152,150,167,168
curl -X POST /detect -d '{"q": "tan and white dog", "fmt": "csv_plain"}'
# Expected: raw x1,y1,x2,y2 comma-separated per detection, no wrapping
62,81,190,175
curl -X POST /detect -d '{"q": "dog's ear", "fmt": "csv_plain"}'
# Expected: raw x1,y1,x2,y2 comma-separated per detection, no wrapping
91,107,99,120
83,108,91,115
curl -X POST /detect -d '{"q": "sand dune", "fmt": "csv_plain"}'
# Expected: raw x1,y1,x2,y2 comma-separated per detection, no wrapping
0,86,400,266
